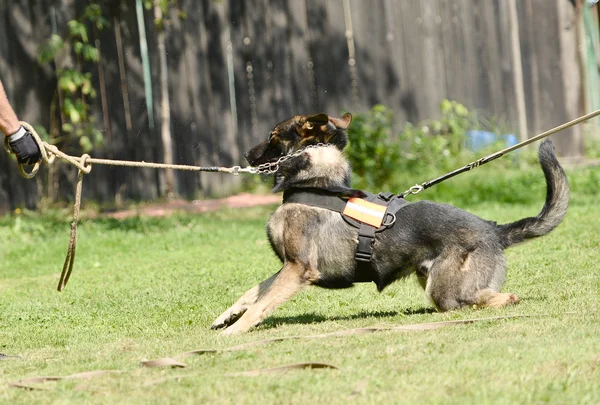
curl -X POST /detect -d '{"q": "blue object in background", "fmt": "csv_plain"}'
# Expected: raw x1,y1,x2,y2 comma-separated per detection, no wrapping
465,130,518,153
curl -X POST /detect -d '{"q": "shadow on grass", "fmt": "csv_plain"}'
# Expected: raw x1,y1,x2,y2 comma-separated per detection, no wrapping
261,307,437,329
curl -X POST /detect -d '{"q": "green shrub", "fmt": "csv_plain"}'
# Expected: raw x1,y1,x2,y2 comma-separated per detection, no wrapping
344,105,400,190
345,101,556,203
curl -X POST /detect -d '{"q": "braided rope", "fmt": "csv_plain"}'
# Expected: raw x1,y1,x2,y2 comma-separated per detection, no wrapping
8,122,264,291
16,121,253,176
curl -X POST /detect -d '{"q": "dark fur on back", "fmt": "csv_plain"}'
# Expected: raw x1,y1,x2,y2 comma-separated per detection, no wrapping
212,113,570,334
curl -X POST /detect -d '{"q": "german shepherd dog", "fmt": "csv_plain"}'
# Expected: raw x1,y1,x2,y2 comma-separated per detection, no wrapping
212,113,569,335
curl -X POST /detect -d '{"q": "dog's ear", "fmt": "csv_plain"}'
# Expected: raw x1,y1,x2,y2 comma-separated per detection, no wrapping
329,113,352,129
300,113,330,135
301,113,352,132
306,113,329,126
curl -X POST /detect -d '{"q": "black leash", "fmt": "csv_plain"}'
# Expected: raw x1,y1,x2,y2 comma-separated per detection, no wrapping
399,108,600,198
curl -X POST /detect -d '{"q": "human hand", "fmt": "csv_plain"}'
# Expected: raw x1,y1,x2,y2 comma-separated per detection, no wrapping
7,127,42,165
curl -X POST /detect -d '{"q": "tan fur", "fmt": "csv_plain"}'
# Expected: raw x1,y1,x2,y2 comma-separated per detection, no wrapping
476,289,520,308
294,147,349,184
220,262,311,335
211,272,279,329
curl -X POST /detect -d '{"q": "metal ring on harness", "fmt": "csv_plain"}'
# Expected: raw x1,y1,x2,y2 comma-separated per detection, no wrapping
382,212,396,227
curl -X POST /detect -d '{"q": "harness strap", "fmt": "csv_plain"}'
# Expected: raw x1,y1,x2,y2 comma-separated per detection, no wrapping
282,189,347,212
281,188,410,283
355,223,377,282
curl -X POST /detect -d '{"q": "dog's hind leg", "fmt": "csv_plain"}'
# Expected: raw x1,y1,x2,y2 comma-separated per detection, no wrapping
221,262,312,335
475,288,520,308
426,245,519,311
211,271,280,330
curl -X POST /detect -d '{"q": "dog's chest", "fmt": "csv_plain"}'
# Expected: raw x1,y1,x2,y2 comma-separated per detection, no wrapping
266,204,357,268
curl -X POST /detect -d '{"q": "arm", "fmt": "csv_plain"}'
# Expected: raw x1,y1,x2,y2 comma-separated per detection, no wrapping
0,80,21,136
0,80,42,165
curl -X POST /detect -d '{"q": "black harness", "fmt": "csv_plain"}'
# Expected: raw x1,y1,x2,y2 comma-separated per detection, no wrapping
282,188,410,282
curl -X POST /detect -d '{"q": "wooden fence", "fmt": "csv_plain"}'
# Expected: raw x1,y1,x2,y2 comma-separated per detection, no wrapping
0,0,586,210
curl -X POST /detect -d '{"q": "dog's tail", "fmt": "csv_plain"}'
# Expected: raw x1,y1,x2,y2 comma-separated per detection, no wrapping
497,139,569,248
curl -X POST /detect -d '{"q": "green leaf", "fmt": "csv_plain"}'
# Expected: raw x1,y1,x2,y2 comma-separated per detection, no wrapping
440,99,452,114
68,20,88,42
79,135,93,152
92,129,104,146
37,34,64,64
83,44,99,62
69,108,81,124
74,41,84,55
62,123,74,133
81,79,92,95
58,75,77,94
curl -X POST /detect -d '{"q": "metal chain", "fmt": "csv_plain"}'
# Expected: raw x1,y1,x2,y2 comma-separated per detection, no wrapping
252,143,330,174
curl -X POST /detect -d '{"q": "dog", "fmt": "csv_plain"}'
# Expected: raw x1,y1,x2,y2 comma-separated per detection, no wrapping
211,113,569,335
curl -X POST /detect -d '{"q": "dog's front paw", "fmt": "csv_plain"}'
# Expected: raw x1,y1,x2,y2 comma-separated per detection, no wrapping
221,326,243,336
221,320,254,335
210,308,246,330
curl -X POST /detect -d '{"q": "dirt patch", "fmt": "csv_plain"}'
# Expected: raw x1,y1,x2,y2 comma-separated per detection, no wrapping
105,193,281,220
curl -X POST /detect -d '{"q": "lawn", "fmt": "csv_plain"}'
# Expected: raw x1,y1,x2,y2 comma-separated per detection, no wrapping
0,166,599,404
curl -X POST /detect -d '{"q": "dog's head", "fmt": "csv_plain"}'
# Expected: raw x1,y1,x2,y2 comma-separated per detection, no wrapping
245,113,352,166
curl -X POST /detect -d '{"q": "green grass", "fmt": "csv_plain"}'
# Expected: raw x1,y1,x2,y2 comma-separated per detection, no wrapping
1,167,599,404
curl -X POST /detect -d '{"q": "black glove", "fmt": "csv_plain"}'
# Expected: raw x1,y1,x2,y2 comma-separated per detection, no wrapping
8,129,42,165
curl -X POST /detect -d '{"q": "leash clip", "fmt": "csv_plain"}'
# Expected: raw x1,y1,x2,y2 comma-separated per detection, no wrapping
408,184,424,195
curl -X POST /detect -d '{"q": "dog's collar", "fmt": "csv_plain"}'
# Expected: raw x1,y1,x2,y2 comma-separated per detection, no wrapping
282,188,347,212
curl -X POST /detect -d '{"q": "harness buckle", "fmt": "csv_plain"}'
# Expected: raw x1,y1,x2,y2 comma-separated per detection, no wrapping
355,251,372,262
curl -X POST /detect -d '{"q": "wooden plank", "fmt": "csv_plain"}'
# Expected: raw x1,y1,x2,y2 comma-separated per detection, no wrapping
556,0,583,156
419,0,447,118
349,0,387,112
192,0,241,196
398,0,426,122
503,0,527,139
305,0,352,115
454,0,478,110
287,0,315,114
86,3,121,202
468,0,493,112
117,1,161,200
212,1,241,191
303,0,328,113
517,0,542,136
229,0,271,154
479,0,504,116
268,0,295,120
248,0,276,145
228,0,252,155
382,0,409,125
530,0,572,154
439,0,466,105
165,0,202,198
